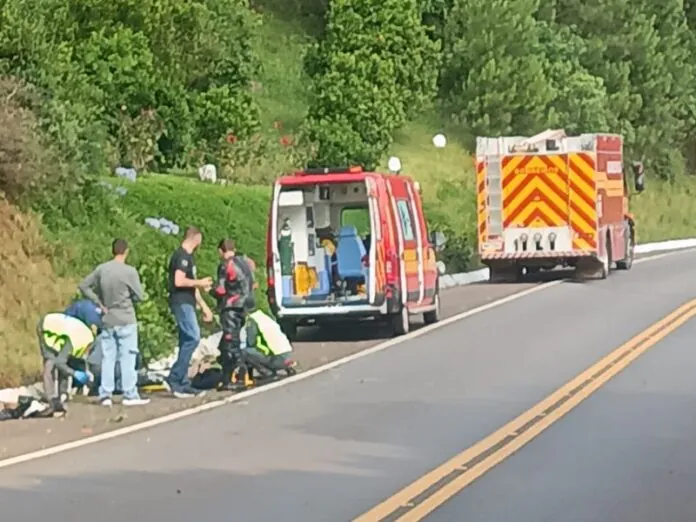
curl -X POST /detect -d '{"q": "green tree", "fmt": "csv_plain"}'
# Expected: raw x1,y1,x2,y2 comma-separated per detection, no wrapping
537,22,610,134
302,0,440,169
441,0,555,138
554,0,695,179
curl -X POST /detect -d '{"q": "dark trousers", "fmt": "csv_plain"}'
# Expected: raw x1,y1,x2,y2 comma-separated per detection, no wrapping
217,308,247,384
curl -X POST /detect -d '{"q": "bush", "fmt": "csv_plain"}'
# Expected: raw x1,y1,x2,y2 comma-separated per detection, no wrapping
0,77,71,204
101,175,270,361
0,0,263,172
423,179,477,273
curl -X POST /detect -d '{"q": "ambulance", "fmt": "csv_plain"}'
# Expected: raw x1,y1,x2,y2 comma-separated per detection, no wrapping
265,166,445,340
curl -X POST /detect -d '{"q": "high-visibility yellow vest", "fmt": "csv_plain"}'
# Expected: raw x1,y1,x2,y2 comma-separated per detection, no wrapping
42,313,95,359
249,310,292,356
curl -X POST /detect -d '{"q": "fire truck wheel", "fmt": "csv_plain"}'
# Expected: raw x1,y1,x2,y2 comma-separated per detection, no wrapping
423,293,441,325
615,222,634,270
514,265,526,282
391,305,410,336
599,234,612,279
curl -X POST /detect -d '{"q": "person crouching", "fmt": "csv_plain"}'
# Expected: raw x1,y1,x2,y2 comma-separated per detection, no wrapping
211,239,257,391
243,309,297,379
37,312,97,416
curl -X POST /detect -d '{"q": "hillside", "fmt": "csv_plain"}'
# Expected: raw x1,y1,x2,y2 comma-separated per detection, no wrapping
2,0,696,388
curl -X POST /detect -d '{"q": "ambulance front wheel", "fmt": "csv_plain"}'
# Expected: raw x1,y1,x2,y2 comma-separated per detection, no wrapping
423,293,441,325
279,319,298,341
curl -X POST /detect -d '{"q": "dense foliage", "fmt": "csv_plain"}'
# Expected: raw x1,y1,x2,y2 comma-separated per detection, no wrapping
301,0,440,169
0,0,261,173
3,0,696,180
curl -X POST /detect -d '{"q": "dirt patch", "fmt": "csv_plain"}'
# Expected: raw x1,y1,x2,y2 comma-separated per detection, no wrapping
0,198,75,388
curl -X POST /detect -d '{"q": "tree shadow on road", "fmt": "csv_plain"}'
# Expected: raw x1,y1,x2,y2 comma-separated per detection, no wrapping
475,268,575,286
0,459,409,522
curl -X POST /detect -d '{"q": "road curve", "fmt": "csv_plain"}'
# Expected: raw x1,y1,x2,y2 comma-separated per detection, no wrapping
1,250,696,522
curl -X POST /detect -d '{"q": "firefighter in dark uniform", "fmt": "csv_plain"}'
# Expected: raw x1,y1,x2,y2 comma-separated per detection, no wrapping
211,238,257,391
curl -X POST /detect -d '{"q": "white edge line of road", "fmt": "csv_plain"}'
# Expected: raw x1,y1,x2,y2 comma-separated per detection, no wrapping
0,246,693,471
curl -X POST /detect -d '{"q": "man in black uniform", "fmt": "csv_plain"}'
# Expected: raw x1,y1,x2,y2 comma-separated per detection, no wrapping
166,225,214,398
211,238,256,391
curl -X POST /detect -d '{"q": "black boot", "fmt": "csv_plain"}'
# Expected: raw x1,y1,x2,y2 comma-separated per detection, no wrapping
50,398,67,417
218,365,236,392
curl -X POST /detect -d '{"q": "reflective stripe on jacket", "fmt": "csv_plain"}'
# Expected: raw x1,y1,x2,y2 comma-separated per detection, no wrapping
248,310,292,355
41,313,95,358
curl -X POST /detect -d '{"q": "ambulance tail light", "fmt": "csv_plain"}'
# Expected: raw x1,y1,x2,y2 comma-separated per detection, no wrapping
386,251,398,284
267,265,275,288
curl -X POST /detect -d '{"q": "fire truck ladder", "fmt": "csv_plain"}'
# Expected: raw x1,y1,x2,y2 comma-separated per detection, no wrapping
485,153,503,238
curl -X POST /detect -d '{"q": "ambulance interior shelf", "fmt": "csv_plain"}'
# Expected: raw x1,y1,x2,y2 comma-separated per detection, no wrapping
276,182,372,306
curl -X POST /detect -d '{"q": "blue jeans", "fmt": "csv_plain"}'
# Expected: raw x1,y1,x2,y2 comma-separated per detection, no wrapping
99,324,140,400
168,302,200,391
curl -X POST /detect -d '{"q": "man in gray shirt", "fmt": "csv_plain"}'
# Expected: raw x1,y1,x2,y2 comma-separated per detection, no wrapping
79,238,150,407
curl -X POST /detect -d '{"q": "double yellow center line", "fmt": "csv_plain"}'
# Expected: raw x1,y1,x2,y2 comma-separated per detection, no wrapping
354,298,696,521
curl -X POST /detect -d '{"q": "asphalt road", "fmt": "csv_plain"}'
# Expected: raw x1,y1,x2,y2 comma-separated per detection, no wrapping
426,315,696,522
1,249,695,522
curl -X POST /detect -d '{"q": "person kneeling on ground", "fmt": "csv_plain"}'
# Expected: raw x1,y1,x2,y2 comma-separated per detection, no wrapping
64,298,104,393
189,310,298,391
243,309,297,379
37,310,98,416
211,238,256,391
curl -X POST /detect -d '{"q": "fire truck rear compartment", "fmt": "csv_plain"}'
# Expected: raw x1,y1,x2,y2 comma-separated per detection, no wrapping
504,226,572,254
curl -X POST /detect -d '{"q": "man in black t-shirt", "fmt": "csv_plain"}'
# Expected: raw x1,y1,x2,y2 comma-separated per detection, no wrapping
166,225,214,398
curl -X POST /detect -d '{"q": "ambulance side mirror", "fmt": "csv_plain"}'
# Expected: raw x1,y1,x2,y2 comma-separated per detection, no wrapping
430,231,447,252
632,162,645,193
436,261,447,275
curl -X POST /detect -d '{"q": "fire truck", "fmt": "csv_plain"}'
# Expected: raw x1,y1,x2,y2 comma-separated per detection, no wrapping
475,129,645,282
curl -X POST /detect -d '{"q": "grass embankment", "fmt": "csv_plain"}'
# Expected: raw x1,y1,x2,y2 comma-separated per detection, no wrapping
3,3,696,389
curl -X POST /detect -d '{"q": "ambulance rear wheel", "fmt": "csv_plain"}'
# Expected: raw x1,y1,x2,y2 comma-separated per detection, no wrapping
279,319,298,341
391,305,410,336
423,293,441,325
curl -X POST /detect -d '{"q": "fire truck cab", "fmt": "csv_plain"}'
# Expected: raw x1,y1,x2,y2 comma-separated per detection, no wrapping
266,166,445,340
475,129,645,281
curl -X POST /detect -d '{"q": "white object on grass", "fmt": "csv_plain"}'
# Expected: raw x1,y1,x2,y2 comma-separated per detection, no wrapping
387,156,402,173
433,134,447,148
199,164,217,183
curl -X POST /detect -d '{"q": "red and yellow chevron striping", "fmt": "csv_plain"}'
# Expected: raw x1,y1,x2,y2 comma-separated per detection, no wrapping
476,160,487,247
500,153,599,252
502,154,570,229
567,153,597,250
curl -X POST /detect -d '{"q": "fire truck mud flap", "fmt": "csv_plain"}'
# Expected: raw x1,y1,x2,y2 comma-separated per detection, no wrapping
574,249,611,281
